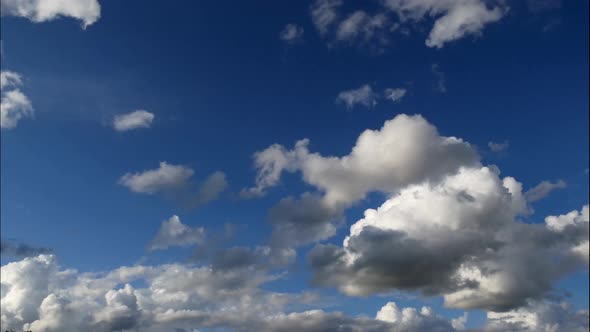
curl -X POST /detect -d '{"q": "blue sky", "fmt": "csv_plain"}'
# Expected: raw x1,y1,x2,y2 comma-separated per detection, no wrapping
1,0,588,331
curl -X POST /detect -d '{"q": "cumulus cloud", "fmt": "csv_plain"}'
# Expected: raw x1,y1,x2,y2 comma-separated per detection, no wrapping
1,70,33,129
280,24,304,44
384,88,407,102
488,140,509,153
113,110,154,131
0,254,466,332
148,216,205,251
245,114,478,206
310,164,588,311
118,162,227,207
336,84,379,109
0,0,101,27
524,179,567,203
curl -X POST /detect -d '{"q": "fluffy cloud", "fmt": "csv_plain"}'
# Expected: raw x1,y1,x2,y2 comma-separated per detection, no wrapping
1,71,33,129
244,114,478,247
245,114,478,206
113,110,155,131
525,179,567,203
280,24,304,44
0,254,464,332
310,165,588,311
336,84,379,109
148,216,205,251
384,88,407,102
0,0,101,27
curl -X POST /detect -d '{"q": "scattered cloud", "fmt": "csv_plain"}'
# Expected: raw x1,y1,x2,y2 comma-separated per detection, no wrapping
309,0,507,50
488,140,509,153
119,162,194,194
280,24,304,44
431,64,447,93
118,162,227,208
113,110,154,131
336,84,379,109
526,0,562,13
1,70,33,129
0,0,101,27
525,179,567,203
148,215,205,251
384,88,407,103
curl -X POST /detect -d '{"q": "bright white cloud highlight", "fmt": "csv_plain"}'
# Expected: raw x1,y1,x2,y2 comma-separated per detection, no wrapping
113,110,154,131
119,162,194,194
0,0,101,27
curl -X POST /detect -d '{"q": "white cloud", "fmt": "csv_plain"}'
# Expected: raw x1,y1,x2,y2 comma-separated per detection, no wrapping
1,71,33,129
280,24,304,44
310,163,588,311
0,0,101,27
384,88,407,102
119,162,194,194
113,110,154,131
0,254,465,332
488,140,509,153
524,179,567,203
336,84,379,109
148,215,205,251
310,0,342,36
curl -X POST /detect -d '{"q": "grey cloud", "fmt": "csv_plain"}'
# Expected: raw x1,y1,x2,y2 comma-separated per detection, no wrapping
524,179,567,203
1,240,52,258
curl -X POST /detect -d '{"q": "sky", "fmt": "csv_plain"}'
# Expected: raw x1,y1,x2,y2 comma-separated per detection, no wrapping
0,0,589,331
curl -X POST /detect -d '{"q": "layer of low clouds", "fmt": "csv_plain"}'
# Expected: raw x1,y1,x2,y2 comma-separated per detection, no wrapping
310,0,507,50
0,0,101,27
280,23,304,44
1,70,33,129
113,110,154,131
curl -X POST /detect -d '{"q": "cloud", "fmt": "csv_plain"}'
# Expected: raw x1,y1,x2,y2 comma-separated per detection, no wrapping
148,216,205,251
384,88,407,102
280,24,304,44
113,110,155,131
488,140,509,153
244,114,478,206
309,0,507,50
0,0,101,27
119,162,194,194
1,71,33,129
1,253,465,332
431,64,447,93
310,0,342,36
524,180,567,203
336,84,379,109
119,162,227,208
485,300,589,331
309,164,588,311
0,240,52,258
